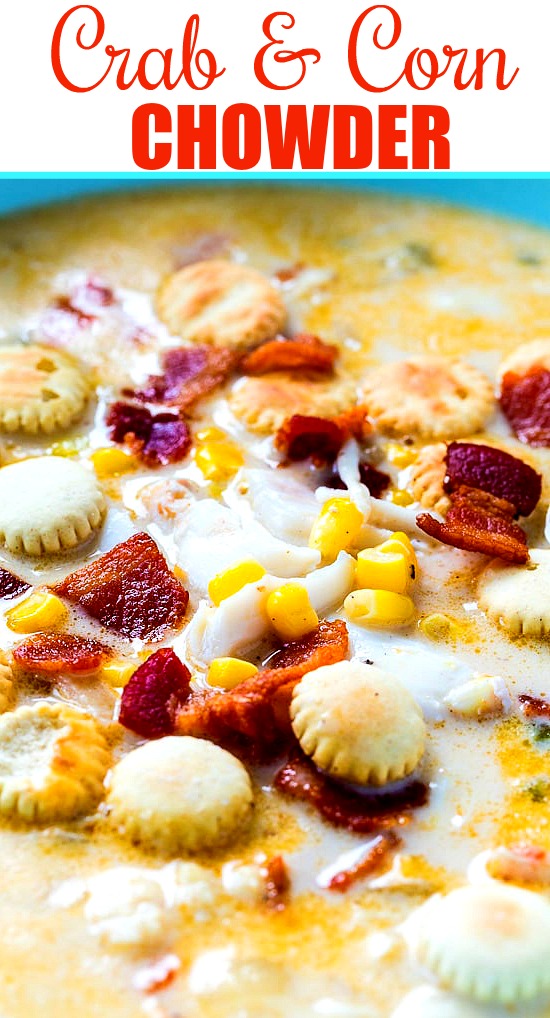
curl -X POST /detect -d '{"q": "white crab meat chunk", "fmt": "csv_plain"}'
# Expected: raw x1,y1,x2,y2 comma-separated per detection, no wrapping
173,500,320,599
238,467,320,544
182,552,355,666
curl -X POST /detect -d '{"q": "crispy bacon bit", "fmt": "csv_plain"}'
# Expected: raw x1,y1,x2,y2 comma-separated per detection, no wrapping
500,369,550,447
518,694,550,719
119,648,192,738
323,460,390,499
241,334,338,376
274,754,428,834
489,843,550,884
275,407,371,466
42,277,115,337
417,486,529,564
445,442,541,516
322,832,401,892
261,855,291,911
333,406,372,445
359,462,391,498
274,263,305,283
276,415,344,465
12,634,110,674
54,533,189,641
106,401,191,467
67,276,115,315
0,567,30,600
133,954,181,994
176,620,348,760
125,346,238,411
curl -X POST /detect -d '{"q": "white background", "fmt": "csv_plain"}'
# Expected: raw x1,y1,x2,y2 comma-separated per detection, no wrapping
0,0,548,171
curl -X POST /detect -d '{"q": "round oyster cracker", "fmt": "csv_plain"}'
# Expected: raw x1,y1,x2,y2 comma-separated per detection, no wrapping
290,660,426,786
107,736,254,853
157,260,285,350
0,345,88,435
0,456,106,556
360,356,494,439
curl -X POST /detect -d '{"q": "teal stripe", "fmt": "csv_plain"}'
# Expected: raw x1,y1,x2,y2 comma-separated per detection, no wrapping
0,171,548,179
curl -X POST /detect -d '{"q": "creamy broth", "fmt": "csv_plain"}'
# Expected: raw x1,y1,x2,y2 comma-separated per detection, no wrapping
0,187,548,1018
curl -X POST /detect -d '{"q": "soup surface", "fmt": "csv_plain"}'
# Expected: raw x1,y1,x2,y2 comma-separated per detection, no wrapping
0,186,548,1018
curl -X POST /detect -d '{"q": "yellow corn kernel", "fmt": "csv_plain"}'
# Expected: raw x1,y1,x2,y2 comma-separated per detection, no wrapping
100,659,138,688
344,589,415,628
207,657,259,690
6,591,68,633
194,440,244,483
387,488,415,507
91,447,139,479
266,583,319,643
355,549,411,594
386,442,417,468
377,532,418,573
196,426,227,443
419,612,461,641
308,498,363,563
208,560,266,606
49,436,88,458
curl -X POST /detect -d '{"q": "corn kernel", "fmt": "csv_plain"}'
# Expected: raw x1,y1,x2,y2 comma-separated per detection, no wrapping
355,549,411,594
386,442,417,468
49,436,88,458
91,447,138,478
344,589,415,628
208,560,266,606
194,440,244,483
207,657,259,690
196,426,227,443
377,532,418,573
387,488,415,507
419,612,460,641
308,498,363,563
100,659,138,688
6,591,68,633
266,583,319,642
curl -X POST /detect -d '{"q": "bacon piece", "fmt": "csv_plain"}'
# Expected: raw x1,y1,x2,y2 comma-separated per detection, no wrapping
241,334,338,376
133,954,181,994
489,844,550,885
322,460,390,499
126,346,238,411
176,620,349,760
417,486,529,564
106,401,191,467
274,263,305,283
119,649,192,738
12,634,110,674
518,694,550,719
323,832,401,892
333,405,372,445
261,856,291,911
0,567,30,600
54,533,189,641
67,276,116,315
275,407,370,466
445,442,541,516
40,276,115,340
274,754,428,834
276,415,343,465
500,368,550,447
